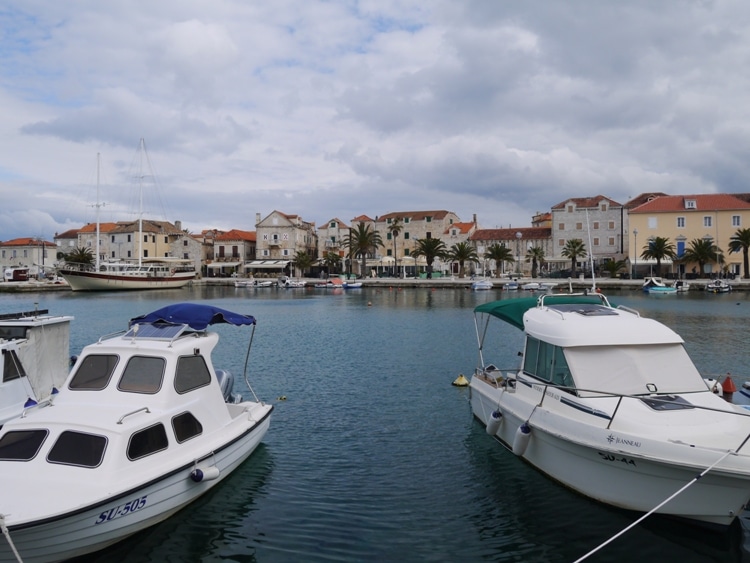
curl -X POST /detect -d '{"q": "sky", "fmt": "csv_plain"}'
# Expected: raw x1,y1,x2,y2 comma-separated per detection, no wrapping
3,1,750,242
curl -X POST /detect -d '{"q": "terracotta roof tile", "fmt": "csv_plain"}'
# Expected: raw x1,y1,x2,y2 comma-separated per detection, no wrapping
630,193,750,213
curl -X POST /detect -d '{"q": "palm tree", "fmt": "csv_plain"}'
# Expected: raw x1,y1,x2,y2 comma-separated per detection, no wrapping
447,242,479,278
412,238,448,279
387,218,403,277
600,259,627,278
64,247,95,268
680,238,720,277
293,250,314,278
344,223,383,278
640,236,676,277
322,251,342,277
525,246,545,278
728,227,750,279
484,243,514,277
561,239,587,277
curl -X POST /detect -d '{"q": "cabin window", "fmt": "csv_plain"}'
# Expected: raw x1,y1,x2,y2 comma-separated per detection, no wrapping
69,354,119,391
118,356,165,394
127,424,169,460
174,356,211,394
0,429,48,461
172,412,203,443
47,431,107,468
522,337,573,387
2,349,26,382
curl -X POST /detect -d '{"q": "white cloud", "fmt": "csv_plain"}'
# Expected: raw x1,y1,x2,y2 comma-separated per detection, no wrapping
2,1,750,242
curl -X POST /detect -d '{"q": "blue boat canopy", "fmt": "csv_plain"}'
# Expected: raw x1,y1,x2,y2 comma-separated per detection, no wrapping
130,303,256,330
474,295,608,331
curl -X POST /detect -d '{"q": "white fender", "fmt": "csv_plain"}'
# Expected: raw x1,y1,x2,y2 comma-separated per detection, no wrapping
190,465,220,482
512,423,531,456
486,410,503,435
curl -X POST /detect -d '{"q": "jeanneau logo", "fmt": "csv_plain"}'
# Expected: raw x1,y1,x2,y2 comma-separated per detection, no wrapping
606,434,641,448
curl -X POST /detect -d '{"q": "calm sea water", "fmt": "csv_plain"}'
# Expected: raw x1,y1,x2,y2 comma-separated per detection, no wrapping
3,286,750,563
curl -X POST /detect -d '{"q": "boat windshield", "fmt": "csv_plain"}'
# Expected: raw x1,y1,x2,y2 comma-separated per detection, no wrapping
565,343,708,398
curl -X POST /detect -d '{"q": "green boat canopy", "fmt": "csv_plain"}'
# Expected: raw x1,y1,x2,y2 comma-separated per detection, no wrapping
474,295,608,331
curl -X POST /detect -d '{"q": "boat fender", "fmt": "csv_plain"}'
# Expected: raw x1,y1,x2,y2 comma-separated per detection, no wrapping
190,466,220,482
486,410,503,435
512,422,531,456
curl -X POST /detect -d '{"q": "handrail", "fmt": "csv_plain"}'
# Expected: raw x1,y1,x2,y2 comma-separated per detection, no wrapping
117,406,150,424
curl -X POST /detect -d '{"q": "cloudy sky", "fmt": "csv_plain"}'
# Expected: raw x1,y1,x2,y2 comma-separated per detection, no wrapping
2,0,750,242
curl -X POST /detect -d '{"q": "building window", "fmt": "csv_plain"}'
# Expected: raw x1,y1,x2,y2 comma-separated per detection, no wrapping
733,215,741,227
127,235,131,242
404,232,410,240
558,239,565,247
330,221,336,228
592,222,599,230
601,203,607,212
183,239,188,246
558,223,565,230
567,205,573,213
677,217,685,228
404,217,410,224
593,237,600,246
608,237,615,246
704,216,712,228
426,232,432,239
426,217,432,222
608,221,615,229
111,235,115,243
575,222,583,230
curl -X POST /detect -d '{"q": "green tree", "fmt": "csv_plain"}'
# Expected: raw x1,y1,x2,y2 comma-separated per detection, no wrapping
412,238,448,279
322,251,342,277
64,247,95,268
484,243,514,277
600,259,627,278
344,223,383,278
525,246,545,278
292,250,314,278
681,238,720,276
387,218,403,277
561,239,587,277
447,242,479,278
728,227,750,279
640,236,676,277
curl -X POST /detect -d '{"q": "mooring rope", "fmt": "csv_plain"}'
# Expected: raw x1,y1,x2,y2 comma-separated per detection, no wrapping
0,514,23,563
575,432,750,562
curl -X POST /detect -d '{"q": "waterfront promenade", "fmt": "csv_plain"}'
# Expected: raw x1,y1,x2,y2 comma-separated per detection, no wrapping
2,275,748,293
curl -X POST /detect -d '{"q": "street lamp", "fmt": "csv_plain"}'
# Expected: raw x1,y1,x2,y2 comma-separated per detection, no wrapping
633,229,638,280
515,232,522,276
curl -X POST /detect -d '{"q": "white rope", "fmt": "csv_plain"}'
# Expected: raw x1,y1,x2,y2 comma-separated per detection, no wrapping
0,514,23,563
574,446,742,563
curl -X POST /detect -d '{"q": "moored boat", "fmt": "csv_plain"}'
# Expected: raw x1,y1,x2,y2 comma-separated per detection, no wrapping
471,279,493,291
469,293,750,527
705,279,731,293
0,303,272,562
0,308,73,427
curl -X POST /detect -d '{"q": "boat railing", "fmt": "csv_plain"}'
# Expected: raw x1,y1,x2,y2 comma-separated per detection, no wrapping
484,367,750,429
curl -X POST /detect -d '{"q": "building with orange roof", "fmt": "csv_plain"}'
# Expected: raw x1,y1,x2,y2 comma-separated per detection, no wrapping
628,193,750,278
0,237,57,279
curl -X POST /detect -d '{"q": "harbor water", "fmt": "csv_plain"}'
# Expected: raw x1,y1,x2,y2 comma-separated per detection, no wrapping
2,286,750,562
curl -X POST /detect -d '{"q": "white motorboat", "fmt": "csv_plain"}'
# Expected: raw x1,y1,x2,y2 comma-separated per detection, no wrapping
0,308,73,427
521,282,540,291
278,276,307,288
705,279,731,293
469,293,750,527
671,280,690,292
342,281,363,289
471,279,493,291
0,303,272,562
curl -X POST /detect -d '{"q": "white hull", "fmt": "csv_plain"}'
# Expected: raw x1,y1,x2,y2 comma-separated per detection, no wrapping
58,270,194,291
0,413,270,563
470,375,750,525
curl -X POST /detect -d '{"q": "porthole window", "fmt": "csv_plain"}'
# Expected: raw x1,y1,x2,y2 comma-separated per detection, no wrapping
118,356,165,394
172,412,203,443
69,354,119,390
47,431,107,468
127,424,168,460
0,429,48,461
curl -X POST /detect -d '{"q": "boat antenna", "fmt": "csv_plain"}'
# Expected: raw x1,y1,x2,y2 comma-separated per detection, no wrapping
585,209,596,291
94,153,104,271
137,138,144,268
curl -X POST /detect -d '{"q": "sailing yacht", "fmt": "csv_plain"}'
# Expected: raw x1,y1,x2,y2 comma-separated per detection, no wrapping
58,142,197,291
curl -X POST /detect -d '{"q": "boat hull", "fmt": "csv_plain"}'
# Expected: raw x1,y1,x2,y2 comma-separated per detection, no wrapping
58,270,194,291
0,411,271,563
469,377,750,526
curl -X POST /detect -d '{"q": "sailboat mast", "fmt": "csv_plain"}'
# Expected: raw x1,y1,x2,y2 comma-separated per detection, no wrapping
138,138,144,268
95,153,101,271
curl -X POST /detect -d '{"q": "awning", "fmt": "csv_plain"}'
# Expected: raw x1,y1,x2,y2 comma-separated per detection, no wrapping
243,260,290,269
206,262,242,269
